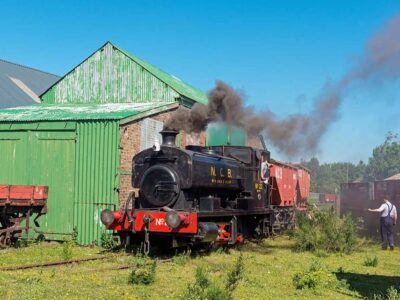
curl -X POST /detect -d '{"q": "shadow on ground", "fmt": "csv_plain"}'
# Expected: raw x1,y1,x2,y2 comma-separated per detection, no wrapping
335,272,400,299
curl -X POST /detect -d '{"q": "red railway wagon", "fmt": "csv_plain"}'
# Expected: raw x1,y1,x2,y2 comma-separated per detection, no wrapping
319,193,337,203
0,185,48,246
295,165,311,209
269,160,310,208
269,160,298,207
268,160,310,230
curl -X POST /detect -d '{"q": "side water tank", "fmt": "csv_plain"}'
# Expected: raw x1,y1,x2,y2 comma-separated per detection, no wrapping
206,122,247,146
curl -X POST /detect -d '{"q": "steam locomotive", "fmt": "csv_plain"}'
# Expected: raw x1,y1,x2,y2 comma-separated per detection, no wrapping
101,129,309,253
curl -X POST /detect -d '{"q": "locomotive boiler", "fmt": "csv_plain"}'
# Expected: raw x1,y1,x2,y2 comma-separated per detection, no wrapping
101,129,309,253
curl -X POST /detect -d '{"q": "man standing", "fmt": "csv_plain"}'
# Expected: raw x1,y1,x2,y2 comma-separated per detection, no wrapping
368,196,397,250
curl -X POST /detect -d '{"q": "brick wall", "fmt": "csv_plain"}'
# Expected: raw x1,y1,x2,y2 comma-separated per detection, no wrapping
118,107,206,208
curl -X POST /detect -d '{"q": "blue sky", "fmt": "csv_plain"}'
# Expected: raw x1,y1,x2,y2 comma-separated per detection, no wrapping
1,1,400,163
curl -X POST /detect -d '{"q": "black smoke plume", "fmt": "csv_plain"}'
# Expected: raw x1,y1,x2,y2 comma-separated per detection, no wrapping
166,14,400,156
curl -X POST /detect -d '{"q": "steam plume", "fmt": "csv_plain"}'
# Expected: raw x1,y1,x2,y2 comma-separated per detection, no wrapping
166,14,400,156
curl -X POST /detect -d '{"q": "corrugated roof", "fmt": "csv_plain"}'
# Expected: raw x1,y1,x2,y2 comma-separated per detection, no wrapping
115,43,208,105
0,60,60,109
385,173,400,180
0,102,173,122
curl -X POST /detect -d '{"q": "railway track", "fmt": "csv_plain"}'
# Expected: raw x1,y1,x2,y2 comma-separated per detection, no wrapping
0,256,109,271
0,255,173,272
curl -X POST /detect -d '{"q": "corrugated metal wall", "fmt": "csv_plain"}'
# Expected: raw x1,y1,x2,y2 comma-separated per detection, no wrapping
41,43,180,105
73,121,120,244
0,123,76,240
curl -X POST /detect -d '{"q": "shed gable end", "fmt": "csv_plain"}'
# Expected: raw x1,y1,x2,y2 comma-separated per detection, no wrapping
41,43,180,105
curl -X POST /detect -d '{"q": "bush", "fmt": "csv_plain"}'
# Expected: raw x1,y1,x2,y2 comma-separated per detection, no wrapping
373,287,400,300
128,261,156,285
293,207,358,253
100,232,114,250
61,239,74,260
364,256,379,267
180,253,245,300
226,253,244,293
173,249,191,266
71,227,79,245
293,261,336,290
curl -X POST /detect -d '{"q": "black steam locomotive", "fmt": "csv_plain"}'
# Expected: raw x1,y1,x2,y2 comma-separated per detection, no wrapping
101,130,280,253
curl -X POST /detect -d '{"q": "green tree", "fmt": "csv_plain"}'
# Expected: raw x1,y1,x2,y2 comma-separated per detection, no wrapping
365,132,400,180
301,159,366,194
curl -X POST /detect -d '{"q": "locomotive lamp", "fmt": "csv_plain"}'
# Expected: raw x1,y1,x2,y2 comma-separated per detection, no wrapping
100,209,115,226
165,210,181,229
101,209,123,227
163,206,189,229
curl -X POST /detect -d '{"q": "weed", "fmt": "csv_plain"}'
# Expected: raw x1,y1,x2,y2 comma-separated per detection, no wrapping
180,253,245,300
337,266,345,274
35,234,46,244
128,260,156,285
173,249,191,266
226,252,244,293
364,256,379,267
13,239,28,248
314,249,329,258
373,286,400,300
293,207,358,253
71,227,79,245
100,232,114,250
61,239,74,260
292,261,336,290
179,266,217,300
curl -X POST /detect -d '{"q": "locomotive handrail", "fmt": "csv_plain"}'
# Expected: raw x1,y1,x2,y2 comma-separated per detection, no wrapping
144,156,177,163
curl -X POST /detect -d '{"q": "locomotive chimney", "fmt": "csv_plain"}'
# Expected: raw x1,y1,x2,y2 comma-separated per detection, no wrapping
160,129,179,147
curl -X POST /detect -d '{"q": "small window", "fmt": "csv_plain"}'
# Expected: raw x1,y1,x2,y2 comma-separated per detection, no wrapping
140,118,164,151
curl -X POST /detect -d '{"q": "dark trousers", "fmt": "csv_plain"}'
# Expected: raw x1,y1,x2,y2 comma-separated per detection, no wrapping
380,217,395,248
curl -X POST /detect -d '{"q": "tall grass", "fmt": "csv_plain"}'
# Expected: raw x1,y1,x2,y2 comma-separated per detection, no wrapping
179,253,244,300
293,207,358,253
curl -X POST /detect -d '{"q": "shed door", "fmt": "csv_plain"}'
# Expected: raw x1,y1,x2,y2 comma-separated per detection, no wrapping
0,130,76,240
30,131,76,239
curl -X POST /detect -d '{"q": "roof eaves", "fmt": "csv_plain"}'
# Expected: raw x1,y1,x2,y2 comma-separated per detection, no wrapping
119,102,179,125
113,43,208,105
0,102,177,123
0,59,60,78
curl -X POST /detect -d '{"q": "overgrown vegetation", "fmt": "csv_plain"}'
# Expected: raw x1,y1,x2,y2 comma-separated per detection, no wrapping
180,253,244,300
100,232,115,250
373,287,400,300
1,236,400,299
292,261,336,290
128,260,157,285
293,208,358,253
61,239,75,260
173,249,192,266
71,226,79,245
364,256,379,267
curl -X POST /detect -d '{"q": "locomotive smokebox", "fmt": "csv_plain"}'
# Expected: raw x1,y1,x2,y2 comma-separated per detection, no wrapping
160,129,179,147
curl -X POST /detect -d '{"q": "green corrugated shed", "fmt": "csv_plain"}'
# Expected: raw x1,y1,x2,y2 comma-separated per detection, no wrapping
0,104,176,244
0,41,207,244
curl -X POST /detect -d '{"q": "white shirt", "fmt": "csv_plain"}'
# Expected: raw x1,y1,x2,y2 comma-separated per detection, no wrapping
377,201,397,219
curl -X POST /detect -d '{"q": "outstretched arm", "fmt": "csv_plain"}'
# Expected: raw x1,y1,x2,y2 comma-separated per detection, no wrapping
368,204,385,213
